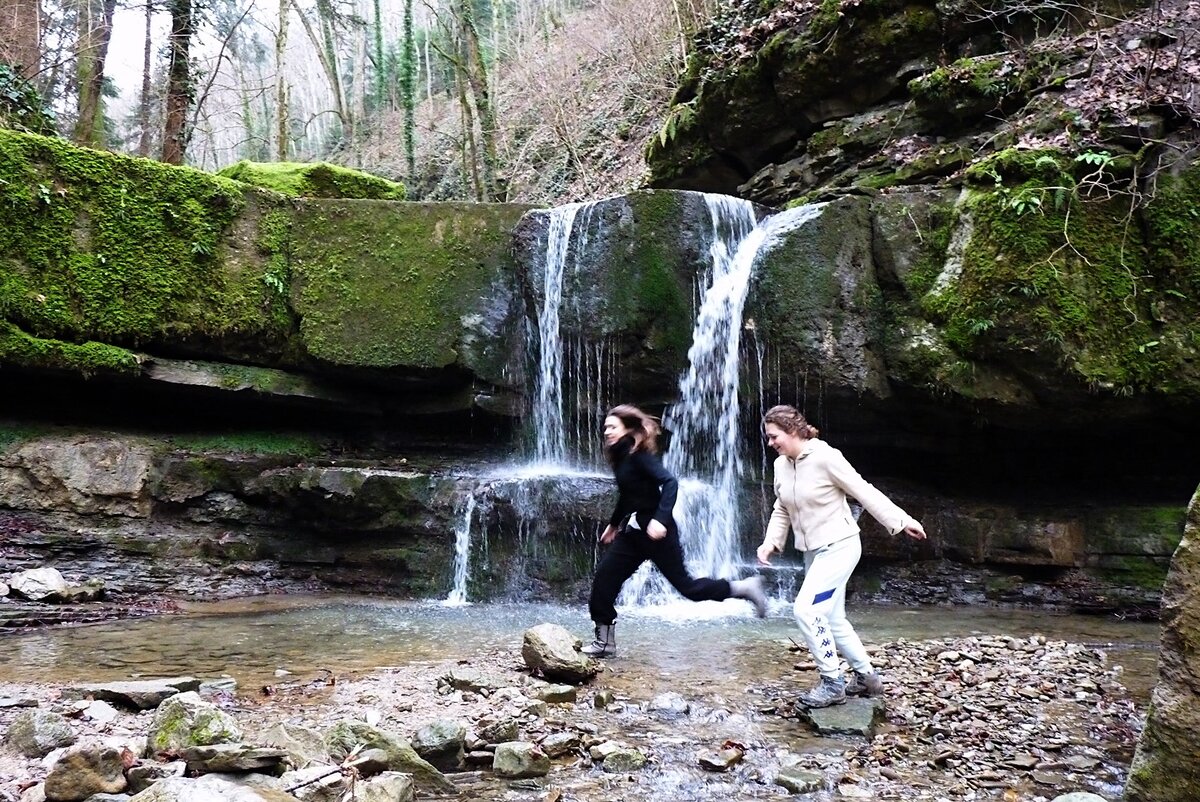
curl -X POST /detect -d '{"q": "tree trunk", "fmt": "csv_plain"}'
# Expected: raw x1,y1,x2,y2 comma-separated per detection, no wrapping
162,0,195,165
372,0,384,111
401,0,415,176
73,0,118,147
135,0,154,156
292,0,349,143
458,0,498,200
0,0,41,77
275,0,289,159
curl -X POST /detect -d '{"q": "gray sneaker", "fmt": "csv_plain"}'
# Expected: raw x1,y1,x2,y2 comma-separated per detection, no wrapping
845,670,884,697
798,675,846,708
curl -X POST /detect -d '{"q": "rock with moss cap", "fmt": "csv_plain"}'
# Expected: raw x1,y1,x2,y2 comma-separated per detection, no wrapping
323,720,456,795
218,160,406,200
145,692,243,755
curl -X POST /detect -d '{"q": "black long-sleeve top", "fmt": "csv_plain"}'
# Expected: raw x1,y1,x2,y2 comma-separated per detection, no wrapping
607,435,678,529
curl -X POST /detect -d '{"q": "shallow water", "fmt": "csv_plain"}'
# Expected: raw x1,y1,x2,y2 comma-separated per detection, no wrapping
0,595,1160,699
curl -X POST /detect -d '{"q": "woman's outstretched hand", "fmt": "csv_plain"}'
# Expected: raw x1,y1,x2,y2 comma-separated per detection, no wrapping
646,519,668,540
904,522,928,540
600,525,618,544
756,543,775,566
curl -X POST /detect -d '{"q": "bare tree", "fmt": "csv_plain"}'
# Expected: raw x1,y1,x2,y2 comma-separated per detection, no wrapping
0,0,42,76
73,0,118,146
162,0,196,164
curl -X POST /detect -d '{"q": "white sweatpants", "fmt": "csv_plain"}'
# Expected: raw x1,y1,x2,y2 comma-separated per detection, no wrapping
794,534,872,678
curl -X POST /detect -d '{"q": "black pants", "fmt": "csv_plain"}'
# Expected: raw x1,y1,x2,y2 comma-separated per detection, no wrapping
588,523,732,625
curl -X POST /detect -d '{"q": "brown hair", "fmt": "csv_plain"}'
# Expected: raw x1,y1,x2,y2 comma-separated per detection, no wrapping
762,405,820,440
604,404,661,461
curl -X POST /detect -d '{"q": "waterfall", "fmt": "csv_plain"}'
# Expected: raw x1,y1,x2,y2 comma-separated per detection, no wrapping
443,492,478,606
531,201,603,466
617,199,827,612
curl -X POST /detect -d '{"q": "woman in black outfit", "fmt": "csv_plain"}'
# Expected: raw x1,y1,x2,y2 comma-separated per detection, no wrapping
582,404,768,657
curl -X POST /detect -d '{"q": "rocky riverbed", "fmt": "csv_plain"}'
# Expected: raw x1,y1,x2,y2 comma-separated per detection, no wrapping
0,619,1143,802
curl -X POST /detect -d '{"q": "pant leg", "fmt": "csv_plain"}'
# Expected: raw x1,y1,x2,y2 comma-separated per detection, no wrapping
794,535,863,678
589,531,648,624
647,526,732,602
822,537,873,674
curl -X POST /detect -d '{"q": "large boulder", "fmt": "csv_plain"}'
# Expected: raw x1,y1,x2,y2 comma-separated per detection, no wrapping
43,741,128,801
521,623,599,684
127,775,295,801
1125,485,1200,801
323,721,456,795
0,439,153,518
6,567,70,602
6,709,76,757
145,692,243,755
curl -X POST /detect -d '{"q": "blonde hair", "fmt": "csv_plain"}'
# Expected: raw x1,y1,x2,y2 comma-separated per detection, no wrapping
762,405,820,439
605,404,662,460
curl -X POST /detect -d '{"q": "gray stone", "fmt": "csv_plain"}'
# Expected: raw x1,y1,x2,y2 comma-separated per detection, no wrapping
439,667,508,694
79,795,129,801
698,746,744,772
648,692,690,719
278,765,345,802
125,762,186,795
798,698,884,737
776,765,825,794
126,775,295,801
145,692,243,755
323,720,456,795
592,690,614,709
1050,794,1108,802
600,747,647,773
530,684,577,704
1126,485,1200,802
8,567,69,602
589,741,623,761
492,742,550,779
345,748,390,777
66,678,200,711
0,696,38,708
521,623,599,684
411,720,466,772
540,731,580,758
6,709,76,757
44,742,128,801
352,772,415,802
178,744,290,774
258,722,330,770
0,438,153,518
474,716,519,744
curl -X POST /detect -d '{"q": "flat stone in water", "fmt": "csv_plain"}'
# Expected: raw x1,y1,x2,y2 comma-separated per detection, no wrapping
799,698,884,737
64,677,200,710
776,765,824,793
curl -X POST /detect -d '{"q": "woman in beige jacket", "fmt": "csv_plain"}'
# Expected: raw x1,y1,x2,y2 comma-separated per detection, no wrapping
756,405,927,708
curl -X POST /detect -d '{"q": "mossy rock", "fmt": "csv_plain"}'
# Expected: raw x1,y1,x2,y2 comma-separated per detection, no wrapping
146,691,243,755
324,721,456,794
0,130,293,360
218,160,406,201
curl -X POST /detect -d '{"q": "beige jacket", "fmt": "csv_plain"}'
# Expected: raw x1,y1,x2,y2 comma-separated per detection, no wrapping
761,438,915,554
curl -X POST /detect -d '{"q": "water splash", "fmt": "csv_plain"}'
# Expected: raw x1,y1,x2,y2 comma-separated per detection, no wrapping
618,199,828,614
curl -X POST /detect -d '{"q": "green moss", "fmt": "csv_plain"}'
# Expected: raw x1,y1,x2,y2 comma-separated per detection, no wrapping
289,200,526,368
619,191,694,357
1142,165,1200,292
168,431,324,456
0,130,292,354
0,320,140,375
219,160,406,200
921,168,1199,394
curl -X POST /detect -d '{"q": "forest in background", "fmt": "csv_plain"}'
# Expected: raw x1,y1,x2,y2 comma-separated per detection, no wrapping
0,0,701,203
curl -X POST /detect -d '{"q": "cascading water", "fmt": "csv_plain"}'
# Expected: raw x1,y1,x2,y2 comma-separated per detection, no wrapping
443,492,479,606
531,201,609,467
617,199,827,612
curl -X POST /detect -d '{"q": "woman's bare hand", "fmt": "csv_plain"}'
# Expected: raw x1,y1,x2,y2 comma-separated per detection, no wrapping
904,522,927,540
756,543,775,566
599,525,618,544
646,519,668,540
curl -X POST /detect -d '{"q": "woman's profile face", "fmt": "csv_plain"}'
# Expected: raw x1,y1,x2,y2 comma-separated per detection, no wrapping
604,415,631,446
764,422,804,458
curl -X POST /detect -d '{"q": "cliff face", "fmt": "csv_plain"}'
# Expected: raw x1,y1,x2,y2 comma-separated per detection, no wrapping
645,0,1198,206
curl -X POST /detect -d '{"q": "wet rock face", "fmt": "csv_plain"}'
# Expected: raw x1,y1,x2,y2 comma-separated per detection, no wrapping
1124,485,1200,802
